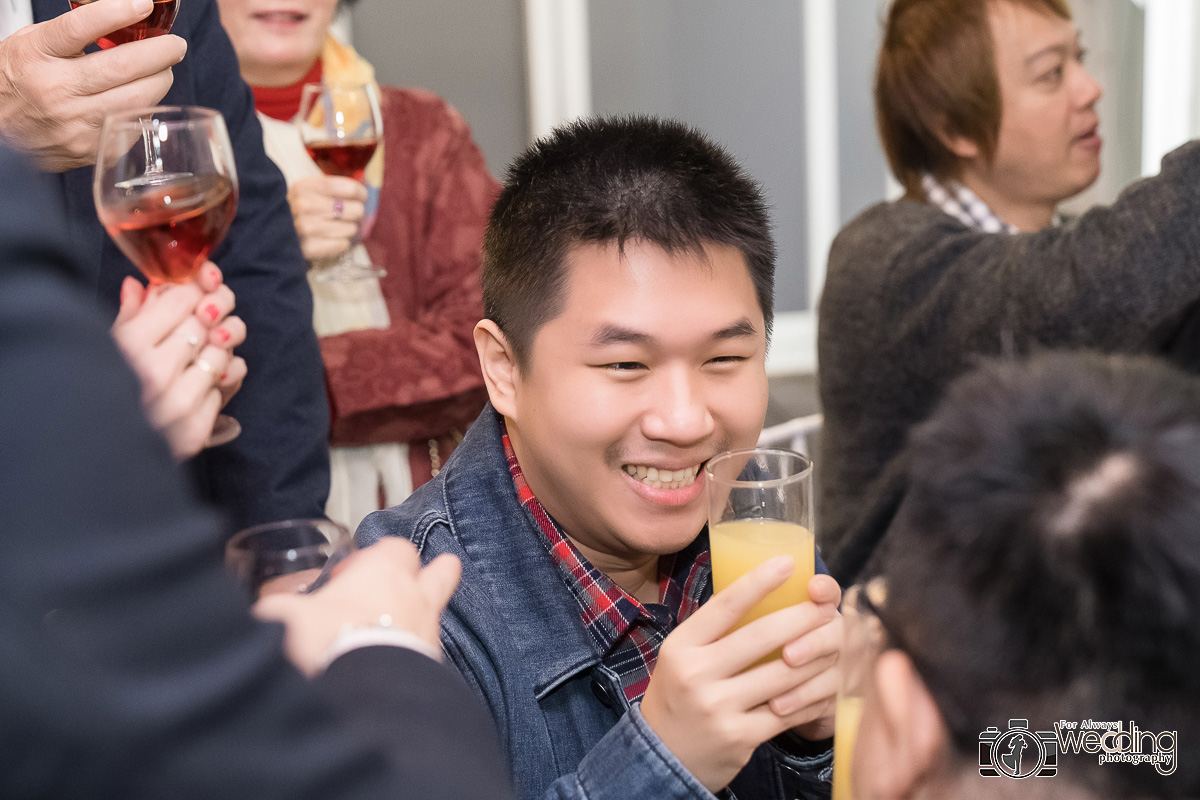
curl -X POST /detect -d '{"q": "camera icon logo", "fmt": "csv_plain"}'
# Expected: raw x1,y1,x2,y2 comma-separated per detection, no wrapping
979,719,1058,778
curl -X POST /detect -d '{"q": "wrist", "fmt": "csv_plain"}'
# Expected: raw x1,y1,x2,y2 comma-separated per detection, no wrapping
318,613,443,673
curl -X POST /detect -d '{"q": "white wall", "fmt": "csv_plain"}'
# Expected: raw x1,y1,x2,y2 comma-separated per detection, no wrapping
349,0,528,178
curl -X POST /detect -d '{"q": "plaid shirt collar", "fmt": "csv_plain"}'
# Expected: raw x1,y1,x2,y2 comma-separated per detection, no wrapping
921,173,1021,234
500,420,709,704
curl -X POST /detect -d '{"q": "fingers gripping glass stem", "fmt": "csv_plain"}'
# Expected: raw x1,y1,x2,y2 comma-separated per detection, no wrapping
296,82,385,283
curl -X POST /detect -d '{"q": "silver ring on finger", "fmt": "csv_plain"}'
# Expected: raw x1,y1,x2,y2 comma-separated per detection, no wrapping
194,357,220,385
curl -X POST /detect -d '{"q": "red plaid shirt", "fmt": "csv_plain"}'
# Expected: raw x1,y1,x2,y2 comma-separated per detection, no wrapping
501,423,710,704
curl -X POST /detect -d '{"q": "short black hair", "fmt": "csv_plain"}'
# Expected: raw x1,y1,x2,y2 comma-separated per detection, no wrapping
875,352,1200,797
482,115,775,365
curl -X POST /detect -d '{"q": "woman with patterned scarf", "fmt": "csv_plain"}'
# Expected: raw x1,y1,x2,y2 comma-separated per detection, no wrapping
214,0,498,531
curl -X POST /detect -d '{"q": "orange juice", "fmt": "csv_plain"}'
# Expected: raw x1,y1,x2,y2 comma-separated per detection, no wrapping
832,695,864,800
709,519,815,659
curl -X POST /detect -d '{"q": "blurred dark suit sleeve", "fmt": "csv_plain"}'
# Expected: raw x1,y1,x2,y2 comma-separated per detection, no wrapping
0,144,512,800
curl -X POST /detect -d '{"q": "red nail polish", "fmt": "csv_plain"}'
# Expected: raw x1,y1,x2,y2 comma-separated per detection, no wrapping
208,267,222,285
216,328,231,343
220,372,228,382
205,304,220,322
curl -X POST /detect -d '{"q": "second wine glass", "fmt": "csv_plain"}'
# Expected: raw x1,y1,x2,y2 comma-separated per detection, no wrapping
94,105,242,446
296,81,384,283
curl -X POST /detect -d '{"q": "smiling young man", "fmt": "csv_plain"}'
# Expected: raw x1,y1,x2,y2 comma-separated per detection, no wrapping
358,116,840,800
819,0,1200,582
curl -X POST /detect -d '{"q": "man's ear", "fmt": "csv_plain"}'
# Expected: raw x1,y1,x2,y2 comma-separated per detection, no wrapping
855,650,948,800
474,319,520,419
941,133,981,161
934,116,982,161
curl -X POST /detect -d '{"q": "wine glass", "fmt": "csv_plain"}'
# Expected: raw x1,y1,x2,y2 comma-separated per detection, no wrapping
94,106,242,447
225,519,356,597
295,81,384,283
69,0,180,49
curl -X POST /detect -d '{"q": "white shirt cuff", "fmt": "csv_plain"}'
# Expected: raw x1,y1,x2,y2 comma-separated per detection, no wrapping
319,627,444,673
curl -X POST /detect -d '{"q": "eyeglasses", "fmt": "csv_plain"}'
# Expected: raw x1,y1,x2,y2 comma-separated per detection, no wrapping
852,576,977,747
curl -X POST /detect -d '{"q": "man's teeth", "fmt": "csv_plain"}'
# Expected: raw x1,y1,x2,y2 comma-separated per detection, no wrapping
622,464,701,490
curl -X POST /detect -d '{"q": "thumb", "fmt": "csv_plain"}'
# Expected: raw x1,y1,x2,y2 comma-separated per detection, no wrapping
113,275,146,326
195,261,223,294
39,0,153,57
251,591,304,624
417,553,462,614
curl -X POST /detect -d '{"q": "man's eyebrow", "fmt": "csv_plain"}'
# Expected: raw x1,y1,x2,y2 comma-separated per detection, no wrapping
711,318,758,341
1025,31,1080,66
587,318,759,347
1025,42,1069,65
588,324,651,348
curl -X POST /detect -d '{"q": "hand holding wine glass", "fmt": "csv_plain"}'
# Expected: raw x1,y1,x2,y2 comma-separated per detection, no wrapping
95,105,243,448
295,81,384,282
287,175,368,262
69,0,180,49
251,537,461,677
111,264,248,460
0,0,184,172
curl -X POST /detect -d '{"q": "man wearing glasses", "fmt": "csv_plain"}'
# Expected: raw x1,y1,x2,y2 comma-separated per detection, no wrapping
851,351,1198,799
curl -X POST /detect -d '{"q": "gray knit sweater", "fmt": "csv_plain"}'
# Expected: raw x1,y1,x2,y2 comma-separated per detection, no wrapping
817,141,1200,581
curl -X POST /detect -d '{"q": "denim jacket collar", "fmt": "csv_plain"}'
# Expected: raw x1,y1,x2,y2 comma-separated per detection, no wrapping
439,405,606,698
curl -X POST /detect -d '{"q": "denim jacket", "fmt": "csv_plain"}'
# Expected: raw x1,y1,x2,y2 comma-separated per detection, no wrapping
358,407,834,800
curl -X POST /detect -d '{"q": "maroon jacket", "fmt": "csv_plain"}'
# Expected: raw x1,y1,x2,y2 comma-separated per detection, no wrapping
320,87,498,485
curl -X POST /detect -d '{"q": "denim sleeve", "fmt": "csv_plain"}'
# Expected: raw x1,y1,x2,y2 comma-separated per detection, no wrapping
816,547,832,577
541,705,718,800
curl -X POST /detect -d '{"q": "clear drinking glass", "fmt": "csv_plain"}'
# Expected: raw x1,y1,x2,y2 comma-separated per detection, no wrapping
296,81,384,283
705,447,815,663
225,518,356,597
94,105,242,446
832,579,888,800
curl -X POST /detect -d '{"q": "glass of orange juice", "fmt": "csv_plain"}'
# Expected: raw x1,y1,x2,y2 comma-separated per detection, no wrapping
832,579,887,800
706,447,814,662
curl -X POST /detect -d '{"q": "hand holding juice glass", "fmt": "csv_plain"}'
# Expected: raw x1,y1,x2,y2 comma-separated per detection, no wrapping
705,448,815,664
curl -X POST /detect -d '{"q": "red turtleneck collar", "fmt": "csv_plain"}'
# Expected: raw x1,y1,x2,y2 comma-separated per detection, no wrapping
251,60,323,122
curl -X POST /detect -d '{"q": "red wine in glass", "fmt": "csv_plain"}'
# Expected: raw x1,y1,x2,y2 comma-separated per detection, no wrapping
96,106,242,447
101,174,237,285
305,140,379,182
296,82,384,282
70,0,179,49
